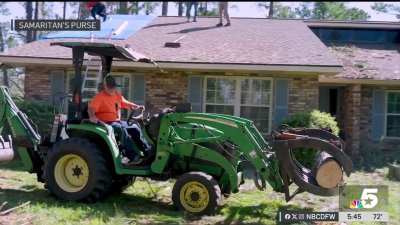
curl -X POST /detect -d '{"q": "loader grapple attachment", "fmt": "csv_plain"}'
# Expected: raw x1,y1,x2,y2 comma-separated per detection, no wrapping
272,126,353,202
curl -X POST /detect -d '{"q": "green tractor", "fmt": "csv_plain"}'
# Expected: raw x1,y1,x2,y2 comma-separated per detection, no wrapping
0,42,353,215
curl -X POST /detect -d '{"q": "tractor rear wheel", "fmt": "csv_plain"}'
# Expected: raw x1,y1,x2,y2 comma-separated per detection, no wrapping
44,137,112,203
172,171,221,216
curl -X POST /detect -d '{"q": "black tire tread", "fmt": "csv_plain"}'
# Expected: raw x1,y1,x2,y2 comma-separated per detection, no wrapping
44,137,112,203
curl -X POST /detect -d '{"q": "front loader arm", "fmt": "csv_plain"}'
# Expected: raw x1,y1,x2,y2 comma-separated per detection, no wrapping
0,86,43,176
165,112,284,192
159,111,353,202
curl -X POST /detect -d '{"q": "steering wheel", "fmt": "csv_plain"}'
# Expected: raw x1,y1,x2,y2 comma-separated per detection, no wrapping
127,106,145,126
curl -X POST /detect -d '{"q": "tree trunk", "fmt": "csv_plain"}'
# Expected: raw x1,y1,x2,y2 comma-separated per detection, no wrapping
63,1,67,19
33,2,40,41
133,2,139,15
162,2,168,16
311,151,343,188
268,1,274,18
388,164,400,181
78,1,88,19
0,28,9,87
178,2,183,16
26,1,33,43
119,2,127,14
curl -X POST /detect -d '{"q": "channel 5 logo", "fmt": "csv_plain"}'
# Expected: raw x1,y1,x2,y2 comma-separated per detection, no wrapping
349,188,378,209
339,185,388,212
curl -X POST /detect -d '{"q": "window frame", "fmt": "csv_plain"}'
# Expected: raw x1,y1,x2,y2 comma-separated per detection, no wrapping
203,75,273,134
384,90,400,139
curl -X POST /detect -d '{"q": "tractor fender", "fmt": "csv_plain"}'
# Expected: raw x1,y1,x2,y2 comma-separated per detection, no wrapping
66,123,121,169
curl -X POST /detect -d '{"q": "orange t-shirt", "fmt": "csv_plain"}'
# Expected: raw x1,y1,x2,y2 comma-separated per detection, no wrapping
89,91,134,122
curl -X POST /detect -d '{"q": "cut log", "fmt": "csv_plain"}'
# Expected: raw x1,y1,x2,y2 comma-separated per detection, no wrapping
311,151,343,188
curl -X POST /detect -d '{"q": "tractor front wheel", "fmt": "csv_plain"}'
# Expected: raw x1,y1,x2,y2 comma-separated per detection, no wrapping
172,171,221,216
45,137,112,203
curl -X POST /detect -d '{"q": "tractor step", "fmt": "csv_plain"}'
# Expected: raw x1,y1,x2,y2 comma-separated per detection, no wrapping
122,164,152,170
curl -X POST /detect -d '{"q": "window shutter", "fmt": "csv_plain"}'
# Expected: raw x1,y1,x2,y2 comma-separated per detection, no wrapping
188,75,203,112
273,78,289,129
371,89,385,141
131,74,146,106
50,70,65,105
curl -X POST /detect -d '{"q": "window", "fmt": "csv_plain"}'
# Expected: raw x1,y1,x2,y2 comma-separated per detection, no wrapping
320,28,352,42
353,29,385,43
386,92,400,137
204,77,272,133
315,28,400,45
310,28,320,37
386,30,400,44
66,72,132,119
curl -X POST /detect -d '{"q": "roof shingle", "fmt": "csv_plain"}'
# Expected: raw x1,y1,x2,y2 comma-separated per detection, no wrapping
329,46,400,80
0,16,341,67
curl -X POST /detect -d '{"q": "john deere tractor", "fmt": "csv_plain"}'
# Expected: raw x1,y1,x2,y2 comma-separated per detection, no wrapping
0,42,353,215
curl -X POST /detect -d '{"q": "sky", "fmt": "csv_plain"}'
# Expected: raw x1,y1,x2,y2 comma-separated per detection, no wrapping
0,1,399,23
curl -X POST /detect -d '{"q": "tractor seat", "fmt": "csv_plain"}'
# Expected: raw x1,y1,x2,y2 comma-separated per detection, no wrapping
66,105,90,125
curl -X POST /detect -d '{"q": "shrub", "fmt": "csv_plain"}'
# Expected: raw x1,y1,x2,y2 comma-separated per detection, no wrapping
357,146,386,171
279,109,340,168
13,99,56,137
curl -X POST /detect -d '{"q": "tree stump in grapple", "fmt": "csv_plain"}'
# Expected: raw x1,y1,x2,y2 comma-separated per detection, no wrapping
311,151,343,188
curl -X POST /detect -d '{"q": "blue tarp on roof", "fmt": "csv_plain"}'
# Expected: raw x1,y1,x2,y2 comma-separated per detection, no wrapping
39,15,156,40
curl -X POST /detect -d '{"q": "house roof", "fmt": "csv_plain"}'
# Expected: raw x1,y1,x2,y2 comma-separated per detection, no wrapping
325,46,400,81
0,16,341,68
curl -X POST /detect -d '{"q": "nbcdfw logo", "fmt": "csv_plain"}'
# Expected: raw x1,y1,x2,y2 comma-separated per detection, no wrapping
279,211,338,222
339,185,388,212
11,19,101,31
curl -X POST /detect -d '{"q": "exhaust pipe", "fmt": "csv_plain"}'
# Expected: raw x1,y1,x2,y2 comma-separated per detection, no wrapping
0,135,13,163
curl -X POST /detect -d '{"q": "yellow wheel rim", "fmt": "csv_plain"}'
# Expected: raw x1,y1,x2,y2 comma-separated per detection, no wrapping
180,181,210,213
54,154,89,192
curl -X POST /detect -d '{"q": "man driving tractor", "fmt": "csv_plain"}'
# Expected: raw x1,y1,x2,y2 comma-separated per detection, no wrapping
88,75,150,165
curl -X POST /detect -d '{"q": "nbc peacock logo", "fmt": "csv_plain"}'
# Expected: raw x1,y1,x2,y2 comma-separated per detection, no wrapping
349,200,364,209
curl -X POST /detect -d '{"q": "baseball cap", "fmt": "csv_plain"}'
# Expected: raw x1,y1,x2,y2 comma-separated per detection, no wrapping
104,75,119,88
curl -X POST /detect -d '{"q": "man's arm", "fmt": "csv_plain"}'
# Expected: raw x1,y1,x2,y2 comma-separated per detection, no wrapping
120,94,142,109
88,106,98,124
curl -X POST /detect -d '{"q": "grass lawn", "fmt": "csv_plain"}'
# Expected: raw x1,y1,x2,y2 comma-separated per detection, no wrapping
0,160,399,225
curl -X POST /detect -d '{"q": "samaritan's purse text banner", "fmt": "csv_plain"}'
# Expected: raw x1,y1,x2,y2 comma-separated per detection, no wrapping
12,20,101,31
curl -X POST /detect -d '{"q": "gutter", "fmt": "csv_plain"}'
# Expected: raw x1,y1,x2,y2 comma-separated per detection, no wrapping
0,56,343,75
319,77,400,85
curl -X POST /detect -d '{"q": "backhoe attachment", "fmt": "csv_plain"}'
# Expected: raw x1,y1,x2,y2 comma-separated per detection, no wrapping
271,125,353,202
0,136,13,163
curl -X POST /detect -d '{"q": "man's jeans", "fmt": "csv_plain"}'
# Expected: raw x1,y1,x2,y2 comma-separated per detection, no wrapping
186,2,199,21
120,121,150,154
108,121,149,161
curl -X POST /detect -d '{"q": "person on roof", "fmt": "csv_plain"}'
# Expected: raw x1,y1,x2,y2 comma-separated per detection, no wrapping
88,75,152,165
216,2,231,27
186,2,199,23
87,2,108,22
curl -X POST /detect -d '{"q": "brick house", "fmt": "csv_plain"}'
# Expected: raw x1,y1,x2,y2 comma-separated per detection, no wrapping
0,16,399,161
305,20,400,160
